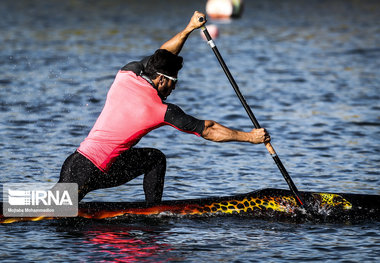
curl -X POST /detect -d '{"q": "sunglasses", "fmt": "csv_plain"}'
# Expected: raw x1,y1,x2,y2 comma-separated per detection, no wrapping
157,72,178,84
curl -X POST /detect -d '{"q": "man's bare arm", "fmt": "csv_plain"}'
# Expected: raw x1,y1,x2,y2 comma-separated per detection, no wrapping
201,120,271,144
160,11,206,55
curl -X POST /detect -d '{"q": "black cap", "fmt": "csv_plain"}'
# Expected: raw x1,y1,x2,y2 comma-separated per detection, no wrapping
145,49,183,78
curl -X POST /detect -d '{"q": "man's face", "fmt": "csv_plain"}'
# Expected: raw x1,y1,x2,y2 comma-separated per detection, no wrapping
157,74,177,100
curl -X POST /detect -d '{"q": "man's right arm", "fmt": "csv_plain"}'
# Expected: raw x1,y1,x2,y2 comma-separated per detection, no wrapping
160,11,206,55
121,11,205,73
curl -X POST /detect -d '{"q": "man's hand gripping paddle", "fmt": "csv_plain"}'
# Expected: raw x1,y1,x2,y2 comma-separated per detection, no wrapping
198,17,314,215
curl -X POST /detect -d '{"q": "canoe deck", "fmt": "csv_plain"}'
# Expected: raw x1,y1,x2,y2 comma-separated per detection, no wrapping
1,188,379,224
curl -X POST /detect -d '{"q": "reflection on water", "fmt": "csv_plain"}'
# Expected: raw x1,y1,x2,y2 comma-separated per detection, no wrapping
0,0,379,262
2,218,380,262
82,227,173,262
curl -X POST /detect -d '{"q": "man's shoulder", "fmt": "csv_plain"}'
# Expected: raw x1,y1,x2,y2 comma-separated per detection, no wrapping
121,61,144,75
121,56,151,75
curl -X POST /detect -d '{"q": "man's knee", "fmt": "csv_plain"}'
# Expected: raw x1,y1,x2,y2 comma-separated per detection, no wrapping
148,148,166,163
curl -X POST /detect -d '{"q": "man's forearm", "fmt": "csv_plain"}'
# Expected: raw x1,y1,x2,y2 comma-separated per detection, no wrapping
160,26,194,55
201,120,270,144
201,121,249,143
160,11,206,55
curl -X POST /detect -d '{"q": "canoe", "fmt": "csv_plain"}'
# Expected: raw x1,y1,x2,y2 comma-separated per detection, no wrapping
1,188,379,224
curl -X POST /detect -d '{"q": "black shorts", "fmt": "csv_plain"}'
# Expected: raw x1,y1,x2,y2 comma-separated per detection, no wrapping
59,148,166,204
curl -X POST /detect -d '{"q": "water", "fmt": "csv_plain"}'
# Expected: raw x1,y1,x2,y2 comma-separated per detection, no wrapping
1,0,379,262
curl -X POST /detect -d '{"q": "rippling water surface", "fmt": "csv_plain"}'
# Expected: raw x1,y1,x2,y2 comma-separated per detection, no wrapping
1,0,379,262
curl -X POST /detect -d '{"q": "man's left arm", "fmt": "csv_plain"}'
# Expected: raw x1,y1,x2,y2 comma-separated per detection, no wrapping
202,120,271,144
160,11,206,55
164,103,205,136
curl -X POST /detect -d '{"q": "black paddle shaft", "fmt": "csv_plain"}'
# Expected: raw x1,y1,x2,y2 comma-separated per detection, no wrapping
201,25,306,208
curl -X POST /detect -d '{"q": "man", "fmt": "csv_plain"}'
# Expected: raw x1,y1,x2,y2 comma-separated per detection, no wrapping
58,11,270,205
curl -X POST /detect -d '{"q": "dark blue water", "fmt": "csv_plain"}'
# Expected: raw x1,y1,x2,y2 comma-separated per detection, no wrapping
1,0,379,262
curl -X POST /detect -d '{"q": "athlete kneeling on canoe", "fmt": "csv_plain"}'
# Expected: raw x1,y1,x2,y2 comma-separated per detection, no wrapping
58,11,271,205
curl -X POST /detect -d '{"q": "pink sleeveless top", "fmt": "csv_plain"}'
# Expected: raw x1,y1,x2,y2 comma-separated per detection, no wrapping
78,71,168,172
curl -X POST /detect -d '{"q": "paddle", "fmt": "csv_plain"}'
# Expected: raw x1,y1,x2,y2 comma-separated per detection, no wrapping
199,19,309,211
